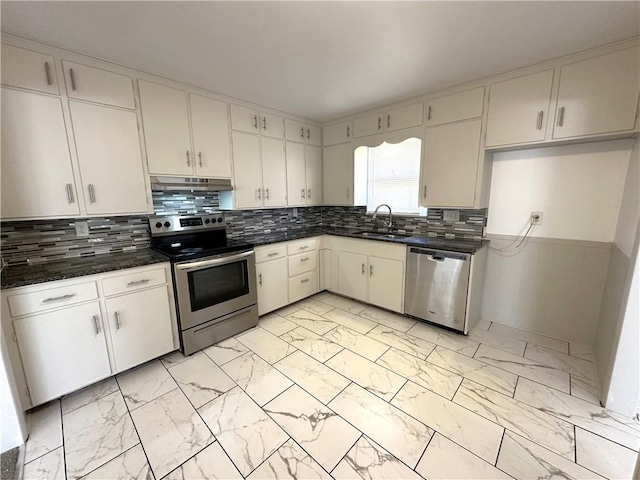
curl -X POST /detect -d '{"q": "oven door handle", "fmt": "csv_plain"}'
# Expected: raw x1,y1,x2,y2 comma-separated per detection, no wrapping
175,250,254,272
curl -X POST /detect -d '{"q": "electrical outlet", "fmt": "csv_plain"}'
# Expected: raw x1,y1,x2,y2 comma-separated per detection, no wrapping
530,211,543,225
292,208,298,218
75,221,89,237
443,210,460,222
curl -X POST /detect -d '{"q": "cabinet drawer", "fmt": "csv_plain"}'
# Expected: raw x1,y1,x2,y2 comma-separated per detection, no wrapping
255,244,288,263
7,282,98,318
1,44,59,95
102,268,167,297
62,61,135,109
287,238,318,255
288,271,318,303
288,251,318,277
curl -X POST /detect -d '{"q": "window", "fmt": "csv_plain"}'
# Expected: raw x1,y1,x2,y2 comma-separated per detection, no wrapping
355,137,425,215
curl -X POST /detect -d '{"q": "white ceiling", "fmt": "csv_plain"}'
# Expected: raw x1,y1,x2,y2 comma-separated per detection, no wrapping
1,1,639,122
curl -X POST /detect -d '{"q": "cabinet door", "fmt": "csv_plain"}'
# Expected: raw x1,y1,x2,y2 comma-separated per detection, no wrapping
422,119,482,208
386,102,424,132
14,302,111,406
1,89,80,219
323,143,354,205
230,104,260,133
426,88,485,127
139,80,193,176
106,286,174,373
368,256,404,313
553,47,640,139
261,137,288,207
1,44,59,94
485,70,553,147
190,94,232,179
305,145,322,205
323,121,352,146
354,112,384,138
62,61,135,109
260,112,284,138
319,249,332,291
286,141,307,206
337,251,368,302
256,257,288,316
70,102,149,215
231,132,263,208
305,125,322,146
285,118,305,142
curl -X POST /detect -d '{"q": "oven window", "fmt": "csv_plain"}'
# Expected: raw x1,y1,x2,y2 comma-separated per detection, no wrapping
188,261,249,311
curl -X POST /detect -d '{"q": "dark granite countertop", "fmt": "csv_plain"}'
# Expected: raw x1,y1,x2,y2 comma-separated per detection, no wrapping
1,249,169,289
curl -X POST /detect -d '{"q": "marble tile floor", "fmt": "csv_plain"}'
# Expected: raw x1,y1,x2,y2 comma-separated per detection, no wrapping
20,292,640,480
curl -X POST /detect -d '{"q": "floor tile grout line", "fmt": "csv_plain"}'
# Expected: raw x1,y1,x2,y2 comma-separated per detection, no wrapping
75,443,142,480
327,433,364,475
59,400,67,480
494,429,507,467
411,431,434,476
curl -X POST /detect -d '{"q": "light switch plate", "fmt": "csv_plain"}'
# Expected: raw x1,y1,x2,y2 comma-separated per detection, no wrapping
443,210,460,222
75,221,89,237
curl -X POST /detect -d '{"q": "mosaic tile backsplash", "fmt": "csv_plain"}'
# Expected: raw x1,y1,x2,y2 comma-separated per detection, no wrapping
1,191,486,265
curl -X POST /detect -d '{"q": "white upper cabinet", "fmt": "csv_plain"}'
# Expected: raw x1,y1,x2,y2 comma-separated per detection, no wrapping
1,44,59,95
305,145,323,205
323,121,352,146
260,137,287,207
485,70,553,147
421,119,482,208
354,111,384,138
189,94,232,179
1,88,79,219
286,141,307,206
69,101,149,215
139,80,193,176
62,61,135,109
284,119,321,146
426,87,484,127
260,112,284,138
553,46,640,139
305,125,322,146
230,104,284,138
323,143,354,205
230,132,263,209
386,102,424,132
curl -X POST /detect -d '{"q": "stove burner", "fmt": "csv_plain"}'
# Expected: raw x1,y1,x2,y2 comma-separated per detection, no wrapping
176,247,204,254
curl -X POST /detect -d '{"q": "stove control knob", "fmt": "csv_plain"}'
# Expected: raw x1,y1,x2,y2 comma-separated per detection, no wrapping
217,217,224,223
164,222,171,228
204,218,210,224
155,222,162,229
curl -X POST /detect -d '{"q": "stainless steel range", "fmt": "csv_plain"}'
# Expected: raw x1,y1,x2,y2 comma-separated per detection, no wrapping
149,214,258,355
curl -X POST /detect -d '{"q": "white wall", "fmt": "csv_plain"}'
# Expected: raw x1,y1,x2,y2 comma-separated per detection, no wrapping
488,139,632,242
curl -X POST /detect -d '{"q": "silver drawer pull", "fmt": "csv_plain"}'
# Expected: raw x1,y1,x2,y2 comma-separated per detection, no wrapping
127,279,150,287
300,257,310,262
114,311,121,330
300,278,310,284
267,252,279,257
42,294,76,304
92,315,100,335
299,245,309,250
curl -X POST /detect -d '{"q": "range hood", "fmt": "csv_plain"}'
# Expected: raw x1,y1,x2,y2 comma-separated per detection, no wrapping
150,176,233,192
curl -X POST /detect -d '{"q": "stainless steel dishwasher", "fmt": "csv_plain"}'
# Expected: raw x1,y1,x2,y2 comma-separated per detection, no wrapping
404,247,471,332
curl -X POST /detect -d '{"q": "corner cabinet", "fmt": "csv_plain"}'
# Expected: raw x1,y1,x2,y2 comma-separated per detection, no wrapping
2,263,178,409
322,143,356,205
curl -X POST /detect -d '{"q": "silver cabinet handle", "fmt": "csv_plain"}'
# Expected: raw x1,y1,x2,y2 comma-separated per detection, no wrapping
69,68,77,91
114,311,121,330
536,110,544,130
361,263,365,275
127,279,150,287
423,185,427,199
370,265,373,276
428,105,432,121
44,62,53,86
267,252,279,257
88,184,96,203
346,188,350,199
300,126,304,138
387,114,391,128
346,125,350,138
265,187,270,199
186,150,191,166
66,184,75,204
301,188,306,199
301,278,310,284
92,315,100,335
262,117,267,130
307,188,311,199
258,273,263,286
253,115,258,129
42,293,76,304
257,188,261,200
378,116,382,130
300,257,310,262
306,128,310,140
198,151,203,167
557,107,565,127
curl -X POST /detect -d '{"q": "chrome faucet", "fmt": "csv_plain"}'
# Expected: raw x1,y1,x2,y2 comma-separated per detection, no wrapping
372,204,393,230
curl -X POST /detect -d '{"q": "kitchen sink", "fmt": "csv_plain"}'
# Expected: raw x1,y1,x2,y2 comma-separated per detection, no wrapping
350,231,411,240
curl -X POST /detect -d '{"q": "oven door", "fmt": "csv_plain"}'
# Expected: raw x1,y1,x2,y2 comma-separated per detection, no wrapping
174,250,257,330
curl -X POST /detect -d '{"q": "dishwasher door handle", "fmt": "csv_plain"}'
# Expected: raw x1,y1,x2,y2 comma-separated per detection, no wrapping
427,255,446,262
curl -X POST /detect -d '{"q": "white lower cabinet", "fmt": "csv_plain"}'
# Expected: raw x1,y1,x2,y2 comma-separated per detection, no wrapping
368,256,404,312
337,251,368,302
256,257,288,316
3,263,177,409
105,286,174,373
13,302,111,407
